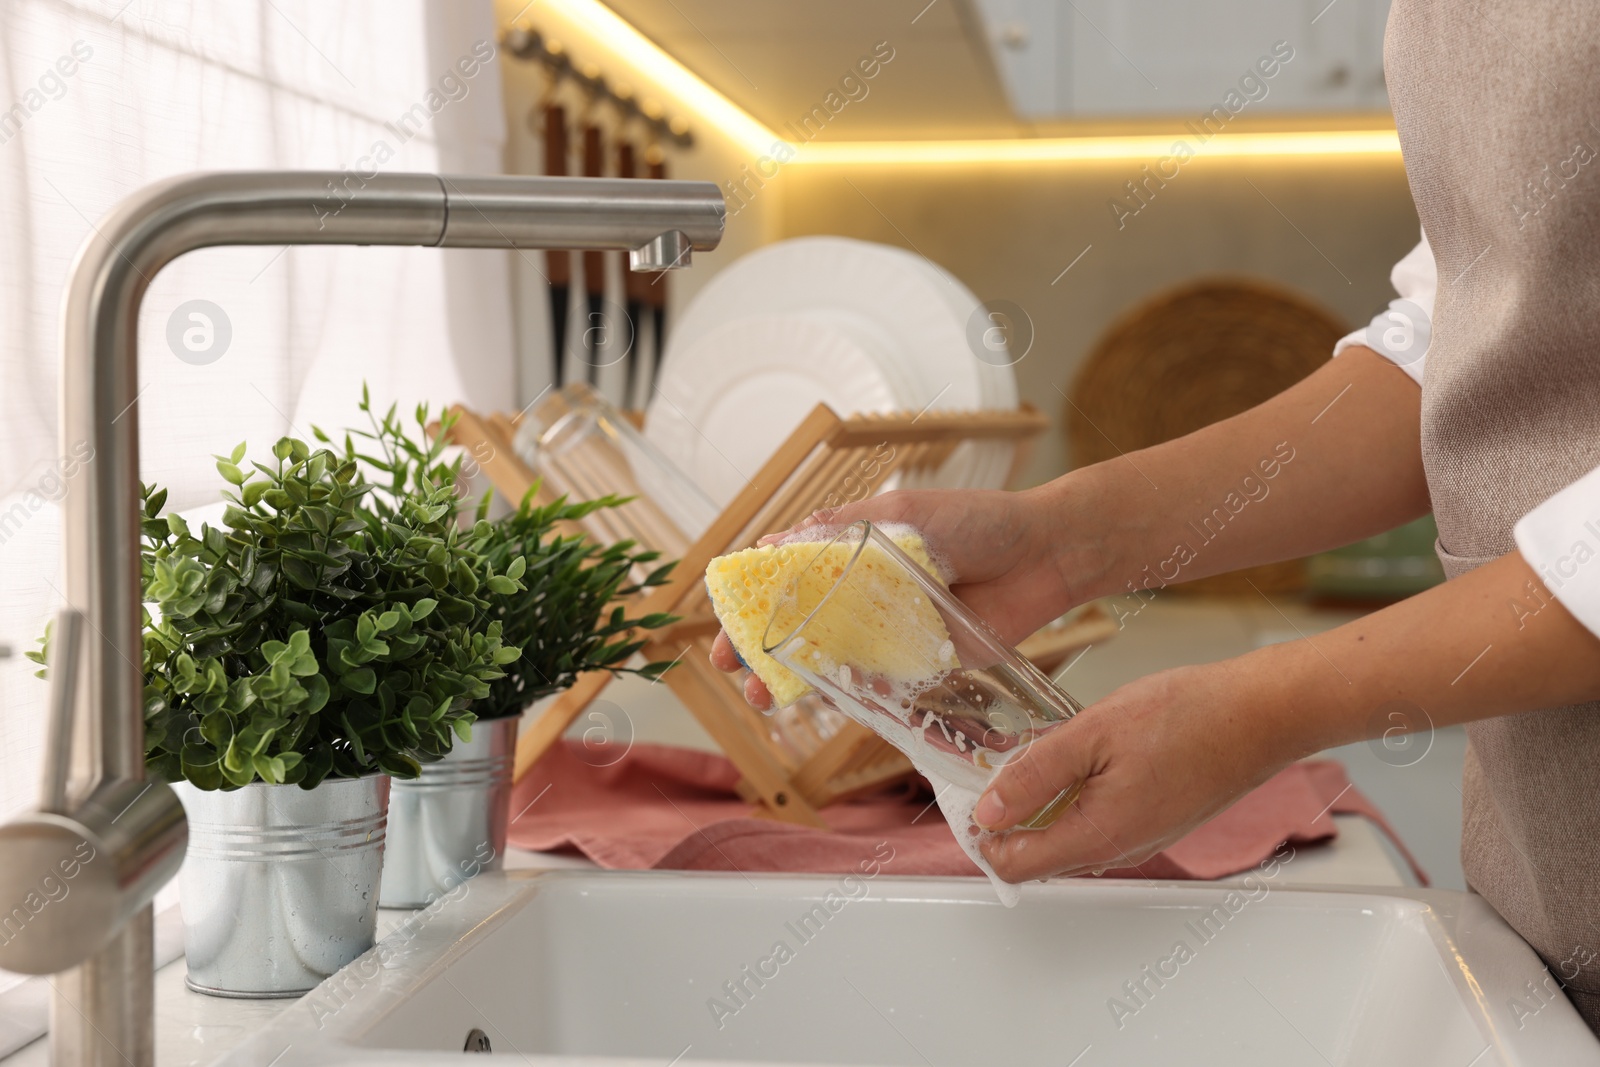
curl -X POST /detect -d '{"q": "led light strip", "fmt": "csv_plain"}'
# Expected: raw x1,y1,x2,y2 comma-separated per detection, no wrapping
550,0,774,157
800,130,1401,165
547,0,1401,164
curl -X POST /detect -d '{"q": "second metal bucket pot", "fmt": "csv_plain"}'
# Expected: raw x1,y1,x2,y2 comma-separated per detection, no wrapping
380,715,517,908
173,775,389,997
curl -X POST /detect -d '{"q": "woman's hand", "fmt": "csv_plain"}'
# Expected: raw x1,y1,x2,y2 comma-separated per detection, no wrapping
709,485,1109,708
973,546,1600,883
975,657,1299,882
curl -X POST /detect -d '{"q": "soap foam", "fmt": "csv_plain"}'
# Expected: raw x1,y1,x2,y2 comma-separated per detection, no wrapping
914,763,1022,909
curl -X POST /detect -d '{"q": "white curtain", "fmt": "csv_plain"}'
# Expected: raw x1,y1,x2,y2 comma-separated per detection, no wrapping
0,0,512,875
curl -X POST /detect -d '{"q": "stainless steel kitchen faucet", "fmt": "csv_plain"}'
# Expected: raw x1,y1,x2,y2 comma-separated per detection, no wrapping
0,171,724,1067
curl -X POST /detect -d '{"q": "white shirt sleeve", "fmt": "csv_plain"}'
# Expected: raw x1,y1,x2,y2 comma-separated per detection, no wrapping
1332,230,1436,385
1514,469,1600,638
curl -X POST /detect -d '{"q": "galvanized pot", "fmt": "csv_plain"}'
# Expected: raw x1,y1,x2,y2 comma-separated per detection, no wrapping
379,715,517,908
172,775,389,997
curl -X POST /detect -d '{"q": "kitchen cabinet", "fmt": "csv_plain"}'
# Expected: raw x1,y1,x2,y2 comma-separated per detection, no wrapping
975,0,1391,119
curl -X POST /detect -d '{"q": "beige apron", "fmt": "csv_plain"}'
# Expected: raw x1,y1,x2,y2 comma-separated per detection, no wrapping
1386,1,1600,1027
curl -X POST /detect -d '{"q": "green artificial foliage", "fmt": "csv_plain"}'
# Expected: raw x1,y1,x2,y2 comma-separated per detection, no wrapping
29,386,681,788
339,387,681,720
133,392,523,789
474,490,678,719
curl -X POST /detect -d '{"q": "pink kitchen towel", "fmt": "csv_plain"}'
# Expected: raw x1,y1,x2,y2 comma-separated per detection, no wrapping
506,740,1427,885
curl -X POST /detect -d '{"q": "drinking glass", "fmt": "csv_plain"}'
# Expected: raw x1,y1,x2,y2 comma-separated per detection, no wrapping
761,521,1085,829
513,382,719,558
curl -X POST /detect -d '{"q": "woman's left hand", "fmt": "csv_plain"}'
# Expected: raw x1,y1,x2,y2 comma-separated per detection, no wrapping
975,657,1302,882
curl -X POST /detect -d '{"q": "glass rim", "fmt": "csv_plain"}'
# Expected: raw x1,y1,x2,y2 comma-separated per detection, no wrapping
760,519,878,660
536,383,608,451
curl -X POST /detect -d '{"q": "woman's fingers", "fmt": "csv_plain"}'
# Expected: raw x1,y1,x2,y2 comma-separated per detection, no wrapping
744,671,773,711
757,507,842,546
756,493,926,546
710,630,773,708
710,631,742,672
972,721,1111,882
973,720,1096,831
978,796,1137,883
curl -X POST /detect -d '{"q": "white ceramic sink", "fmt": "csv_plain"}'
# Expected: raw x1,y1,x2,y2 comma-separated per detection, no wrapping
218,871,1599,1067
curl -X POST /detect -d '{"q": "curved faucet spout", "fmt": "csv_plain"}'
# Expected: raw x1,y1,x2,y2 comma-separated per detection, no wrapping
61,171,723,788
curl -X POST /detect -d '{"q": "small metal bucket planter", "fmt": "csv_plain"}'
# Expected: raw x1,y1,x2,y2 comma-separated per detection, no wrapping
172,775,389,997
379,715,517,908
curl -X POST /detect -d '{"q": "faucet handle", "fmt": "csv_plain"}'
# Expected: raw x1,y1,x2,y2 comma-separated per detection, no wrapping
0,776,187,975
40,607,85,814
0,611,186,977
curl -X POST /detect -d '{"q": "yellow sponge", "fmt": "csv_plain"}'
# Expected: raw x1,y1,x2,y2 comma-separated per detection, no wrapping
705,529,957,708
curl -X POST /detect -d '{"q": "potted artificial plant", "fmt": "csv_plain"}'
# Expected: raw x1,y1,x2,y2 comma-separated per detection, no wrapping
128,392,525,997
379,407,678,908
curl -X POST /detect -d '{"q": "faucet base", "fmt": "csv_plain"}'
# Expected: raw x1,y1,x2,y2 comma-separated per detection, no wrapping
51,912,155,1067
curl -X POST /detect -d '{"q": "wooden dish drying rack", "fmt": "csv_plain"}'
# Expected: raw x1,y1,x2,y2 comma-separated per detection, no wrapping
438,400,1116,826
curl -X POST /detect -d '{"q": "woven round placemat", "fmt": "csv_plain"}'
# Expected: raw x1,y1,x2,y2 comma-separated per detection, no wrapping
1066,278,1347,597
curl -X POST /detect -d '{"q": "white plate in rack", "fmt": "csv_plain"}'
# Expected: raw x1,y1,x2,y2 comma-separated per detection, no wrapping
895,252,1021,489
649,237,1017,496
646,312,906,509
660,236,985,421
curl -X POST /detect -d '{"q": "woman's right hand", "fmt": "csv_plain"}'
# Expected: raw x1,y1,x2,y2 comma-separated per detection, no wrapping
708,485,1105,709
